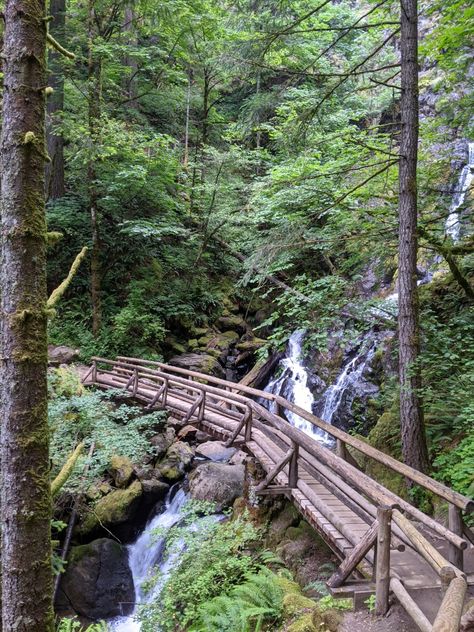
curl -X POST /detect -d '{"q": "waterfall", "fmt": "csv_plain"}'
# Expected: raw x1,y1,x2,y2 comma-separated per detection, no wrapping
318,341,377,425
263,330,330,443
109,488,188,632
445,142,474,242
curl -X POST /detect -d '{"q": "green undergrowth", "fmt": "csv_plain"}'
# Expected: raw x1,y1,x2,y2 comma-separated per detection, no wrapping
137,502,351,632
48,381,166,492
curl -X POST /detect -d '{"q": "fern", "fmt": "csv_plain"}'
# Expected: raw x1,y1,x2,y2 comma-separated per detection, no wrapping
190,567,284,632
56,619,108,632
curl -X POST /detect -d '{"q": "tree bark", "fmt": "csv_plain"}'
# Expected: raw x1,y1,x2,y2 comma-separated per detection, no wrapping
122,5,138,108
45,0,66,199
0,0,54,628
397,0,429,473
88,0,102,336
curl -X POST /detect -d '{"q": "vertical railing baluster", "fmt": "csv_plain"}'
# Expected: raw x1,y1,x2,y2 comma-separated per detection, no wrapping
245,407,253,442
132,367,138,396
375,505,392,616
91,360,97,383
288,441,299,488
448,505,464,570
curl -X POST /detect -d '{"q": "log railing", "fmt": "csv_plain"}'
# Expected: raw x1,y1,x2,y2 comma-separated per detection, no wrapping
85,356,473,632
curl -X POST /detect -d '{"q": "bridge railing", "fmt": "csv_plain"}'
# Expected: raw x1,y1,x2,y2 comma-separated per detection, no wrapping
85,356,473,631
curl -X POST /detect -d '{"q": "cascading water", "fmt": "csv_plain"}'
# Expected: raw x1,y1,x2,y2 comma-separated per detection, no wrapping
445,142,474,242
318,341,377,425
263,330,330,443
109,488,188,632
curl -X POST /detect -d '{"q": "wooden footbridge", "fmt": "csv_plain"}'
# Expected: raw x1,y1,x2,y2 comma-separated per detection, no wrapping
83,356,474,631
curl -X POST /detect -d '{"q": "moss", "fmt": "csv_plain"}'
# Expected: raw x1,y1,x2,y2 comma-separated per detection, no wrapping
109,455,134,488
287,613,317,632
187,338,198,350
283,592,319,617
79,480,142,535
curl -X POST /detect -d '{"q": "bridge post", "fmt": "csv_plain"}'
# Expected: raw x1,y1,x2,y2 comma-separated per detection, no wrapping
244,407,253,442
132,367,139,396
91,360,97,383
448,505,464,571
375,505,392,616
288,441,299,488
162,378,168,407
198,392,206,423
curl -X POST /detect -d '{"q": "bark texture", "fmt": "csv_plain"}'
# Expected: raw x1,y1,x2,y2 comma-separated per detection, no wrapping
0,0,54,629
45,0,66,199
397,0,429,473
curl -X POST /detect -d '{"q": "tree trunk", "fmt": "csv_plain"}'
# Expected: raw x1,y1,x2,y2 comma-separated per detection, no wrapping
0,0,54,628
183,68,192,168
88,0,102,336
397,0,429,473
45,0,66,199
122,5,138,108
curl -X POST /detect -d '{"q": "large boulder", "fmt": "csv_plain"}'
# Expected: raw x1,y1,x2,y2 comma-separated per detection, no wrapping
195,440,237,463
48,344,80,365
169,353,225,378
79,480,142,536
189,462,245,510
157,441,194,482
109,455,134,488
56,538,134,620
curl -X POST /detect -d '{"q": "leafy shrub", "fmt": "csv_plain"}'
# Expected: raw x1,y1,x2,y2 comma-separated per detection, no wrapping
138,511,263,632
49,388,166,491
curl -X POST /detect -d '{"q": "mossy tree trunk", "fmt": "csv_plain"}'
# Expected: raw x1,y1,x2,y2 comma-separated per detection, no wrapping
397,0,429,474
0,0,54,628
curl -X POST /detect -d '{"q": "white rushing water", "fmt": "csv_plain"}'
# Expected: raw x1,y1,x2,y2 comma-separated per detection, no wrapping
445,142,474,242
109,488,188,632
264,331,330,442
319,341,376,425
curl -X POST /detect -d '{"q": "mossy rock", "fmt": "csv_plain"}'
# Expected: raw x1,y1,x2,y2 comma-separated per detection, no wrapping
109,455,134,488
283,592,319,617
235,337,266,353
187,338,199,350
79,480,142,536
216,314,246,334
287,613,317,632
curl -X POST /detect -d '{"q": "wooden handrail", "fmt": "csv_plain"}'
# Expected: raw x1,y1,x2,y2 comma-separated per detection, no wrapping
113,355,473,513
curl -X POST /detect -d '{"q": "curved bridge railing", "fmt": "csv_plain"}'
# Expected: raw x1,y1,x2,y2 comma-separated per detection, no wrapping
82,355,473,632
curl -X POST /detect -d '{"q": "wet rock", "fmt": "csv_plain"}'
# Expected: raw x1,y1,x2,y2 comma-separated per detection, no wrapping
150,427,176,458
109,455,134,488
79,481,142,536
56,538,134,620
48,344,80,365
195,440,236,462
189,462,245,510
141,478,170,501
169,353,225,378
158,441,194,482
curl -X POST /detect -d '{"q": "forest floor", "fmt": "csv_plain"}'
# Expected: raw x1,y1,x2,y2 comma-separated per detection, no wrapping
340,605,418,632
